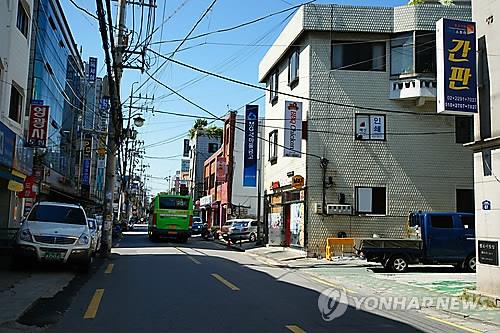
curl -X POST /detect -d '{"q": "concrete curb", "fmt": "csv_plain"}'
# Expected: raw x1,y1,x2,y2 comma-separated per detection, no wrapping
214,239,246,252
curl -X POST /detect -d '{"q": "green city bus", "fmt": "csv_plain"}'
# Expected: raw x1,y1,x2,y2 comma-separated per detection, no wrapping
148,193,193,242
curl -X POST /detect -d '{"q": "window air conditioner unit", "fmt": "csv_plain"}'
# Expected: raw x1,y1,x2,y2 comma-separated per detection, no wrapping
326,204,352,215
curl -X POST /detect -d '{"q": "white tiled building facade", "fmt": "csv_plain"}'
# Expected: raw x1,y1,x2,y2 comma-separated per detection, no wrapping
259,3,473,255
470,0,500,300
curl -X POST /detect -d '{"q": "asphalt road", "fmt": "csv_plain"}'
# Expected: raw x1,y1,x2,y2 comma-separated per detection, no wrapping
41,226,473,333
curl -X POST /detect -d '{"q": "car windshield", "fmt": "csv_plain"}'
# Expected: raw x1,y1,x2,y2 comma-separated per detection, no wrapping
159,197,190,210
224,221,234,226
234,222,249,227
193,222,203,225
27,205,87,225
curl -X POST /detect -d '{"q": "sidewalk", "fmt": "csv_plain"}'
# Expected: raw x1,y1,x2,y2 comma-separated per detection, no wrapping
0,254,74,332
247,248,500,331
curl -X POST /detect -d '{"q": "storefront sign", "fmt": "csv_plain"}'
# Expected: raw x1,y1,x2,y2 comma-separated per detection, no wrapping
284,101,302,157
28,105,50,147
88,57,98,83
81,135,92,186
292,175,304,189
436,18,477,114
216,156,226,182
181,159,190,172
183,139,190,157
200,194,213,207
271,181,280,190
478,240,499,266
243,105,258,187
13,136,33,175
0,121,15,168
18,176,37,199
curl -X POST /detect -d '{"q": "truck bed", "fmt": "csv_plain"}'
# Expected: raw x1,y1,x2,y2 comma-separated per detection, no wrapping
359,238,423,250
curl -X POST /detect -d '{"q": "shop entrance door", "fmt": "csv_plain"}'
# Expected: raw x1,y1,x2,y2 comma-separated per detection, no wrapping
284,205,291,247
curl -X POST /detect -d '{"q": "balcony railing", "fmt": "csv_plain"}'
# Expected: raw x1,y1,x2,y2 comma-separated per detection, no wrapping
389,77,437,101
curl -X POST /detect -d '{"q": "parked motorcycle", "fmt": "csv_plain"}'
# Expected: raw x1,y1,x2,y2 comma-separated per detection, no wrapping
201,223,212,240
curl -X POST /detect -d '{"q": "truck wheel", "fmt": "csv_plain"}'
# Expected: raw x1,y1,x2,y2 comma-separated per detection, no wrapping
389,255,408,273
464,255,476,273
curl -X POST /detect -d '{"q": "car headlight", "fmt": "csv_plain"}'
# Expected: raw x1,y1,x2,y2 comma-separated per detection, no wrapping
77,233,90,245
19,229,33,242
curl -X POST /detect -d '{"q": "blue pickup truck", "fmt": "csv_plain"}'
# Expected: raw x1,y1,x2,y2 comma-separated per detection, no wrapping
357,212,476,273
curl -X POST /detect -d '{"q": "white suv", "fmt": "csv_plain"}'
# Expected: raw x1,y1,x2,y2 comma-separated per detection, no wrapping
14,201,93,272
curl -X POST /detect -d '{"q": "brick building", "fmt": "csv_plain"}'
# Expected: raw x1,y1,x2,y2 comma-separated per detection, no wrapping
259,3,473,255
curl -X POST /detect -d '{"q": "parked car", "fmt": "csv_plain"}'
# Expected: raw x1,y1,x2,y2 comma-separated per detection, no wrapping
227,219,260,242
13,202,93,272
220,220,237,240
87,218,101,254
357,212,476,273
190,217,203,235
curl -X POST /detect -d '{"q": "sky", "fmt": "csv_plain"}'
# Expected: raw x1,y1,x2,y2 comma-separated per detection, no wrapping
60,0,408,195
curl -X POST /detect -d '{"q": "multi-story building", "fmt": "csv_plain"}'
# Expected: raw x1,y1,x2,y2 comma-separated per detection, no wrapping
188,129,222,202
469,0,500,302
201,112,263,227
0,0,34,231
259,3,473,255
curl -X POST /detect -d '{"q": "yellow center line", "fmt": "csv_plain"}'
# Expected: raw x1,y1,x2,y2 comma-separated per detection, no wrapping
104,264,114,274
83,289,104,319
308,275,358,294
211,273,240,291
286,325,306,333
426,315,482,333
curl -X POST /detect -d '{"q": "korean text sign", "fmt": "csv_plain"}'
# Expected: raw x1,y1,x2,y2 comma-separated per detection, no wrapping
243,105,258,187
436,18,477,114
28,105,50,148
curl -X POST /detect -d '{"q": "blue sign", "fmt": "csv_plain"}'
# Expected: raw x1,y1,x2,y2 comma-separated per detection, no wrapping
243,105,258,187
482,200,491,211
82,159,91,185
0,121,16,169
31,99,44,106
437,18,477,114
99,98,110,111
88,57,98,83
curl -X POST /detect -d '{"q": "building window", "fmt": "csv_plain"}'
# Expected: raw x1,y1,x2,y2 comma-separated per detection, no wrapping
390,31,436,76
208,143,218,153
455,116,473,144
16,1,29,37
269,70,279,104
332,41,386,71
269,130,278,164
355,114,386,141
356,187,386,215
9,83,23,123
483,149,492,176
288,48,299,87
456,189,474,213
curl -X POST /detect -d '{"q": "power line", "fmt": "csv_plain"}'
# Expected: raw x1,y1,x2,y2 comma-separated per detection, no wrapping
150,0,315,45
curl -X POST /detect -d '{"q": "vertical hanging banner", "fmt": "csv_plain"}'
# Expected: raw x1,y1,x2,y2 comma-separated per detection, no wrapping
436,18,477,114
81,135,92,186
216,156,227,182
243,105,258,187
27,105,50,148
283,101,302,157
183,139,190,157
88,57,98,83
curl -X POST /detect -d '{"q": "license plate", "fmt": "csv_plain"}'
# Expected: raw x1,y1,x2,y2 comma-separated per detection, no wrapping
44,252,64,261
167,231,177,235
169,225,177,229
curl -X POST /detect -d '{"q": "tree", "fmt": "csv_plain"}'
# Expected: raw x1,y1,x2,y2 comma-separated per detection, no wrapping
205,125,223,138
188,119,208,139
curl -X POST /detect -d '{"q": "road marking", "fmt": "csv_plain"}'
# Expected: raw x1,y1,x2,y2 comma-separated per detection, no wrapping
308,275,357,294
286,325,306,333
104,264,114,274
426,316,482,333
83,289,104,319
187,256,201,264
211,273,240,291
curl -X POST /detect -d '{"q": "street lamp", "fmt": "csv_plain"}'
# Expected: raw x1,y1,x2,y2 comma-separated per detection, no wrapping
133,115,145,127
